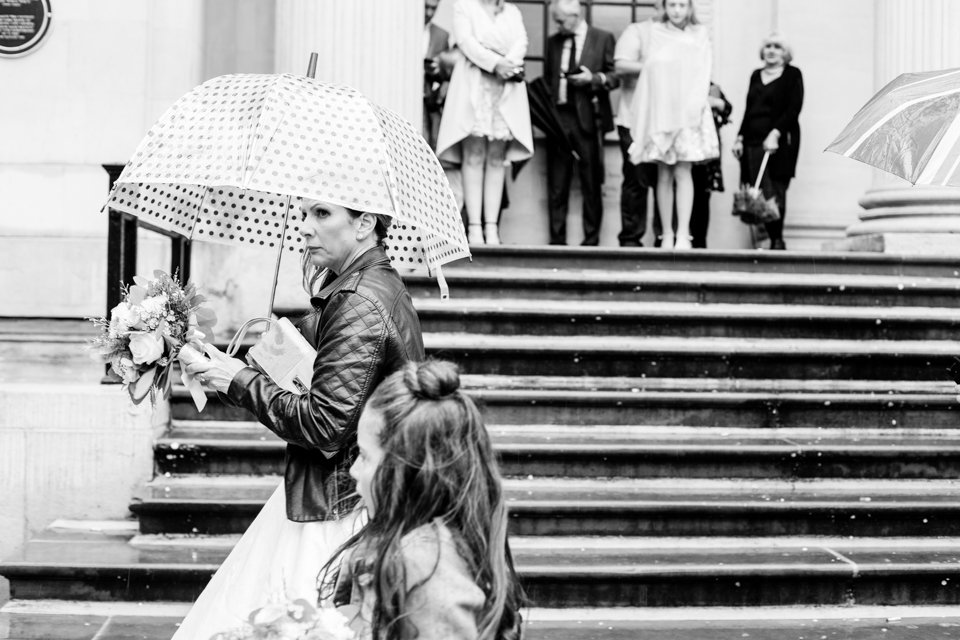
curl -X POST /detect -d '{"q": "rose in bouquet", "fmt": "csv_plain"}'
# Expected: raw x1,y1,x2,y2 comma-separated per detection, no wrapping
88,270,216,408
210,599,355,640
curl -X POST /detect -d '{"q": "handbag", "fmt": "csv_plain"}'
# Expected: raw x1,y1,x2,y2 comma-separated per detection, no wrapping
226,317,316,395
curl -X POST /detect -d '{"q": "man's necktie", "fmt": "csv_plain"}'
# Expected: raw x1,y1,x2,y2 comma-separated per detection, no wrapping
559,34,576,105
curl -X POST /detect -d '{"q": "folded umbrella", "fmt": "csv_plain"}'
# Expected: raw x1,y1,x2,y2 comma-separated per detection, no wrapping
513,76,580,179
732,150,780,225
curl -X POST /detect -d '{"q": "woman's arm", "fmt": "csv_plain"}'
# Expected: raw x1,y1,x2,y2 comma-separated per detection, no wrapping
613,22,644,77
736,70,760,138
503,4,528,63
772,67,804,137
452,0,503,72
227,294,387,452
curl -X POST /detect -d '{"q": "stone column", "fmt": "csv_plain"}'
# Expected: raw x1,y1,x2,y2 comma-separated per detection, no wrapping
274,0,422,125
846,0,960,253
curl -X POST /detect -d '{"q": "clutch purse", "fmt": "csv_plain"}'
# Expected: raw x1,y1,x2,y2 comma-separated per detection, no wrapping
227,317,316,395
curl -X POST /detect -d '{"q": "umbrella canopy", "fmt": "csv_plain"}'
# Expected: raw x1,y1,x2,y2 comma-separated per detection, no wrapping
826,67,960,186
106,73,470,274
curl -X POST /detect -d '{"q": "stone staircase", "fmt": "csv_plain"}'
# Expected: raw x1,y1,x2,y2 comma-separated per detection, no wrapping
5,247,960,639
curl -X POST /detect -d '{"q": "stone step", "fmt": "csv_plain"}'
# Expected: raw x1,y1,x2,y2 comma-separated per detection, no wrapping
408,299,960,341
170,376,958,428
6,602,960,640
424,334,960,380
454,245,960,278
158,422,960,480
130,476,960,537
402,268,960,307
7,525,960,607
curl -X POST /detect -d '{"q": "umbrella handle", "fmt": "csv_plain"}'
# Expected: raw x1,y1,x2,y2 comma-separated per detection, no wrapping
754,151,771,191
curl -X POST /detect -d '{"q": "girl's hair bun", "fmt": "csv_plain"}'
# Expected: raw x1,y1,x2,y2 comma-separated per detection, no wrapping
406,359,460,400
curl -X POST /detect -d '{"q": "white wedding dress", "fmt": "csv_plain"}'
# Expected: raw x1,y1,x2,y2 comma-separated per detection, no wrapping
172,482,363,640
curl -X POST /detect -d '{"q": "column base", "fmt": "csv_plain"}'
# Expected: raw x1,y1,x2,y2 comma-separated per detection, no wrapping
824,232,960,255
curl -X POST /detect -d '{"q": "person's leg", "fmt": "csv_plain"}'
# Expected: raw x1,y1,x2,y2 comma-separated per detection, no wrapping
673,161,694,249
483,138,507,245
546,138,574,245
655,163,676,248
765,179,789,249
579,128,604,246
461,135,486,244
617,126,646,247
690,164,709,248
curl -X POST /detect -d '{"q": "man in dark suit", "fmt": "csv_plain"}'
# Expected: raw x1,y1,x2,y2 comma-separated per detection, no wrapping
544,0,619,246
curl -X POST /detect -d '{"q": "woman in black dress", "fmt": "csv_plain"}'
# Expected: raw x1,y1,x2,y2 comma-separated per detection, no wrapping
732,33,804,250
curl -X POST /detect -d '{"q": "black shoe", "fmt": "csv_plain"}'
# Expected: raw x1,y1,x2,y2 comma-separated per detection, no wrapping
770,239,786,250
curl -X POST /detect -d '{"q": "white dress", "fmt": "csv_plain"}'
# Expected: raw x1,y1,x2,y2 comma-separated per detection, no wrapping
628,21,719,165
172,482,363,640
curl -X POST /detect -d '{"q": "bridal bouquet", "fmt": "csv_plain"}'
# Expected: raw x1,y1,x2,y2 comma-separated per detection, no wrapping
88,270,215,408
210,599,354,640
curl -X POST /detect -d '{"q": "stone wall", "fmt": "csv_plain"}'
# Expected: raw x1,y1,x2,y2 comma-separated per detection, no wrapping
0,384,163,603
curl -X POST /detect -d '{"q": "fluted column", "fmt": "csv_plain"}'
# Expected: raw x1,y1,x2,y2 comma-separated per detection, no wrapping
274,0,422,125
848,0,960,250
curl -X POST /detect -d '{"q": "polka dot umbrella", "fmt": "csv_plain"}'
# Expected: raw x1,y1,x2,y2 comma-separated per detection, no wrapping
104,73,470,297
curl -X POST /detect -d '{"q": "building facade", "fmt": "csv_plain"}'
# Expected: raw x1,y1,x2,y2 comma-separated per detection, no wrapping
1,0,956,321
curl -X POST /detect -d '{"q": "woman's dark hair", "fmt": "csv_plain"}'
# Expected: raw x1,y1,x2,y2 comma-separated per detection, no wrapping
320,360,523,640
300,206,393,295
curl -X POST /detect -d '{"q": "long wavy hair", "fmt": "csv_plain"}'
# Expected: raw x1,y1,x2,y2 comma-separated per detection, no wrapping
320,360,523,640
300,204,392,295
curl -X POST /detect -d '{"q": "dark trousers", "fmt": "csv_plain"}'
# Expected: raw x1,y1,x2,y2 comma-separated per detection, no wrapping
651,163,712,248
616,126,656,247
547,107,603,246
740,146,790,243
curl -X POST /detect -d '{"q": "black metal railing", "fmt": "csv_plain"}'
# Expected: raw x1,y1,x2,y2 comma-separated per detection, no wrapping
102,164,192,381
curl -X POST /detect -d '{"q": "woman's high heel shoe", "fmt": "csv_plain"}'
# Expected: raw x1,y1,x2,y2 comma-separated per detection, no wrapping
659,233,675,249
674,235,693,250
467,224,485,245
484,223,501,245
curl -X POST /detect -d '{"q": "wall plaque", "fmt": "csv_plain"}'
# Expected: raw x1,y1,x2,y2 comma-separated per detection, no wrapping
0,0,51,57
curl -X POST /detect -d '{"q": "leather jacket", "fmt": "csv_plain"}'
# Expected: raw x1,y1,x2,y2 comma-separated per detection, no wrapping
227,246,425,521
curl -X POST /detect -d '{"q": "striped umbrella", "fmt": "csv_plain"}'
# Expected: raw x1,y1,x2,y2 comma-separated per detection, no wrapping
826,67,960,186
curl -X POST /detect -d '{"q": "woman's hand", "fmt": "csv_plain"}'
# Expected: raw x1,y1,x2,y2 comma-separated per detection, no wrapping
731,138,744,160
494,58,519,80
180,343,247,394
762,130,781,153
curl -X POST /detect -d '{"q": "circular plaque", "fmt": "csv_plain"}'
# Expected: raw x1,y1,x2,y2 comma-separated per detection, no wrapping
0,0,52,57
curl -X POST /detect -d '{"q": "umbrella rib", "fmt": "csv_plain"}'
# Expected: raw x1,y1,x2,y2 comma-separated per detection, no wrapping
186,187,209,242
843,86,960,157
896,68,960,92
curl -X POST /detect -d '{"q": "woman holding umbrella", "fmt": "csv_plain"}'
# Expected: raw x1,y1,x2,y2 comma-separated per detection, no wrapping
175,199,424,638
732,32,804,250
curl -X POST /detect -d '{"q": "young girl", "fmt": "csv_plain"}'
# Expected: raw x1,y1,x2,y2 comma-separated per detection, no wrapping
321,359,523,640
